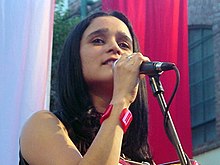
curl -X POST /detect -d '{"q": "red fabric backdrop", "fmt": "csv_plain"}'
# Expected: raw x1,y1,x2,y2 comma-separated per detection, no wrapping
102,0,192,164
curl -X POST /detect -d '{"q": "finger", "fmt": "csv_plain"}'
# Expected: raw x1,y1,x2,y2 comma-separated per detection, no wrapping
142,56,151,62
112,58,119,69
132,52,150,62
126,54,133,61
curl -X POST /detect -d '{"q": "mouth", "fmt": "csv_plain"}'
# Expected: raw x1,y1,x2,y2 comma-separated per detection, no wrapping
103,58,118,66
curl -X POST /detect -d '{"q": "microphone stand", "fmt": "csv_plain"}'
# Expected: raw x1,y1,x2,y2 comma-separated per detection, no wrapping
149,74,191,165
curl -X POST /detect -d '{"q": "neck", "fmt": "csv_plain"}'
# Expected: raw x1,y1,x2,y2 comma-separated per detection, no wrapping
89,87,113,113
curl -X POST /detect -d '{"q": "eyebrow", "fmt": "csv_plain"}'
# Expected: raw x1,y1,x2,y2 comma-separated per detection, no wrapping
86,28,109,40
117,31,133,44
86,28,133,44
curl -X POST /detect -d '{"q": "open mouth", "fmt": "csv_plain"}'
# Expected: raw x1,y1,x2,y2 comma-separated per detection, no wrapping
103,59,118,65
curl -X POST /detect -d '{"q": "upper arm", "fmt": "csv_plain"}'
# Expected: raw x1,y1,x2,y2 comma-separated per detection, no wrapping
20,110,82,165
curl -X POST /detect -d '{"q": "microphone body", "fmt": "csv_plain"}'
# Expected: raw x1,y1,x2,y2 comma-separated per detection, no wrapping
140,62,175,76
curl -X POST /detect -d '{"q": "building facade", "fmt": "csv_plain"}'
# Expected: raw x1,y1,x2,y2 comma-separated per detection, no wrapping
188,0,220,164
68,0,101,18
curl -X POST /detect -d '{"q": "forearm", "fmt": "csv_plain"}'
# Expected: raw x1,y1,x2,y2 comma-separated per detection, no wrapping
79,102,126,165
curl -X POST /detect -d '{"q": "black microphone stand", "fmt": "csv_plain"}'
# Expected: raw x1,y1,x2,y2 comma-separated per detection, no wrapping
149,74,191,165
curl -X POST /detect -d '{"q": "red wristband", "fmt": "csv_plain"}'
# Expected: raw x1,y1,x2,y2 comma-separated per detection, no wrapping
100,104,113,124
100,105,133,133
119,108,133,133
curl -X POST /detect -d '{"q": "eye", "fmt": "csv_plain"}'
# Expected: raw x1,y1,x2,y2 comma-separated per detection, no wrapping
92,38,105,45
118,42,130,50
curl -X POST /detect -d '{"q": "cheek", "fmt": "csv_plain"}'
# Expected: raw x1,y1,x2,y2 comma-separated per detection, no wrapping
80,45,101,70
80,50,96,80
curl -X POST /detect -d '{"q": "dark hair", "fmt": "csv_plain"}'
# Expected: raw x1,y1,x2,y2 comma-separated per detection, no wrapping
53,11,153,164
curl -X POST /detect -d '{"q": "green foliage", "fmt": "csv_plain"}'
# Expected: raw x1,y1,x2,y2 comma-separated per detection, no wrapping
52,0,80,62
50,0,80,110
53,0,79,54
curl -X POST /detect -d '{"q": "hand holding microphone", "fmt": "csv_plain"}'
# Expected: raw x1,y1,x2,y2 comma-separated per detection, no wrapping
113,53,175,76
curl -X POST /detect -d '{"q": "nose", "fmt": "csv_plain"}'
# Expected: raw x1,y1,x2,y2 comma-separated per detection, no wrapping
107,40,122,55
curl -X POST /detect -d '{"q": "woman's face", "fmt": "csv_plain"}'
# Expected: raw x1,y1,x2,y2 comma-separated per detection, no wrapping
80,16,133,90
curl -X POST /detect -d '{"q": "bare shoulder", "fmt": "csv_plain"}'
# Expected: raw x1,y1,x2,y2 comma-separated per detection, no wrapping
20,110,65,134
20,110,82,165
20,110,67,142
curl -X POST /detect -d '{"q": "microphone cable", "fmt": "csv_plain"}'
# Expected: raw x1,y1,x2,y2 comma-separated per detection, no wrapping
164,65,180,134
162,66,192,165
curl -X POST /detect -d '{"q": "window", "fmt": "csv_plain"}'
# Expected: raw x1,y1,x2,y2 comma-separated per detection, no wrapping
188,25,216,149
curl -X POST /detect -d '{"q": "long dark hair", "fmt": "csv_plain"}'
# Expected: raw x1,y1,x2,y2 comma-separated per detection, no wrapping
53,11,153,164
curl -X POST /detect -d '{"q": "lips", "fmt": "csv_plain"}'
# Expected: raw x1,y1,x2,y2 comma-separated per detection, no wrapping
103,58,118,65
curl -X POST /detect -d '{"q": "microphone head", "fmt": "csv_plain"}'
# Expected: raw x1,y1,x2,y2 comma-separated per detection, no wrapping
140,61,175,76
139,62,161,75
155,62,175,71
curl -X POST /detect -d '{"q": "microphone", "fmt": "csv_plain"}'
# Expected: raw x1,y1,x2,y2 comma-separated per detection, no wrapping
140,61,175,76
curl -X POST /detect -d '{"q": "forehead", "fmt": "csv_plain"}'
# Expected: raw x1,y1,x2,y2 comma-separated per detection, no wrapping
83,16,132,39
